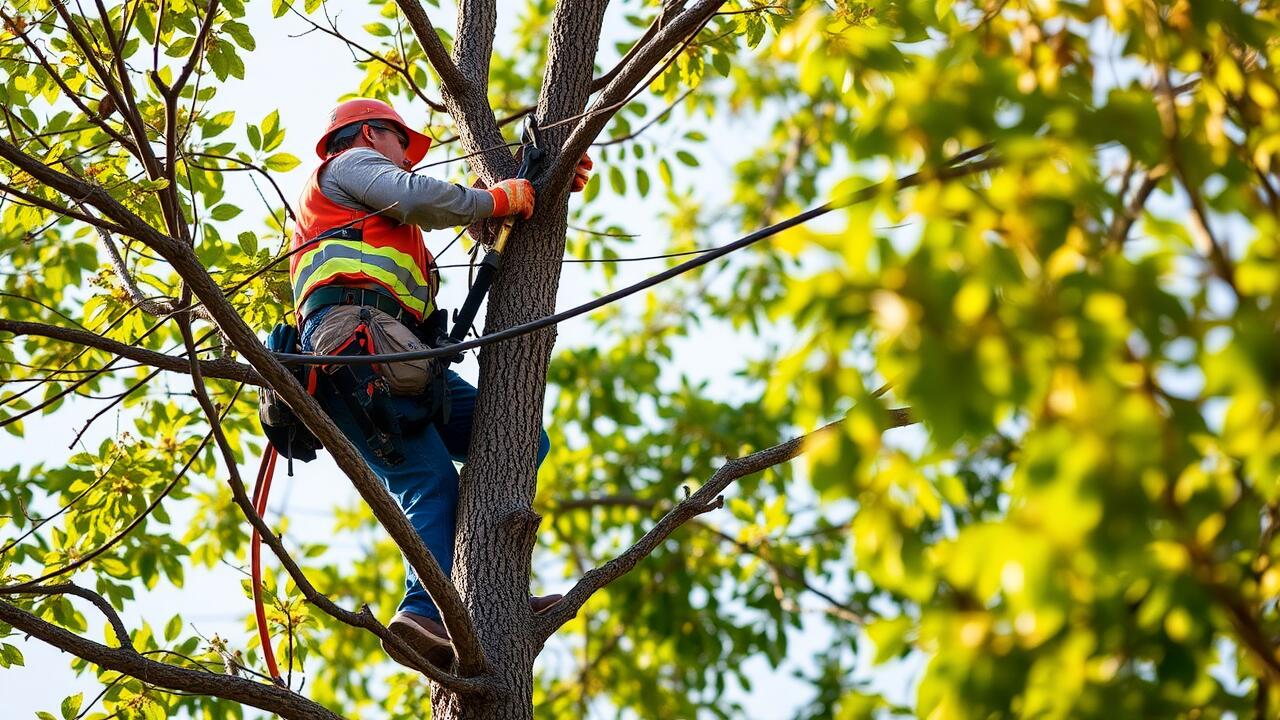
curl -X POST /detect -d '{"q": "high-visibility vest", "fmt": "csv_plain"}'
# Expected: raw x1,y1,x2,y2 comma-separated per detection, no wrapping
290,154,439,321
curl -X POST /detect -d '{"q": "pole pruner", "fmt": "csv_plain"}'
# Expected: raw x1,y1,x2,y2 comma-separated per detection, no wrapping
444,115,547,351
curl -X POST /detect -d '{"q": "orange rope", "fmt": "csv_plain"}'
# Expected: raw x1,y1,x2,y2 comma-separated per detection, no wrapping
251,447,284,685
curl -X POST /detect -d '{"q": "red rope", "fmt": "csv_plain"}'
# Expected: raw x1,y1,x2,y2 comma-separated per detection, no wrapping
250,447,284,685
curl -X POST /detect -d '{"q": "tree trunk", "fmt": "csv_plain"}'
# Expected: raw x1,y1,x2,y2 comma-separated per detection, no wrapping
431,2,610,717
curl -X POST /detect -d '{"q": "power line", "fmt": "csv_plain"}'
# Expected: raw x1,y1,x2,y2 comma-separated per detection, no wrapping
273,152,998,367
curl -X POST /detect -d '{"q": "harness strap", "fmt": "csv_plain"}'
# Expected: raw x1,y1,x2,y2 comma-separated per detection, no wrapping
320,312,405,467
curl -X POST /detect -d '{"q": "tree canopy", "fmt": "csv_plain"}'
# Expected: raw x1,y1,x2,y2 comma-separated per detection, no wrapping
1,0,1279,718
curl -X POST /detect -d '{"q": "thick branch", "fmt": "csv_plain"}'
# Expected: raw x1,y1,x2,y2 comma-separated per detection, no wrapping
392,0,468,98
547,0,726,188
0,319,264,385
536,407,913,638
0,599,344,720
2,583,133,650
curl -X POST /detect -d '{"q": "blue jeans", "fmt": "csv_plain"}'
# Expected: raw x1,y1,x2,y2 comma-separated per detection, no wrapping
302,306,550,621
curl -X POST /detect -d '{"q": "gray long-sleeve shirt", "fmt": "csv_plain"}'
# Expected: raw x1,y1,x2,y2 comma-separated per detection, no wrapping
319,148,495,229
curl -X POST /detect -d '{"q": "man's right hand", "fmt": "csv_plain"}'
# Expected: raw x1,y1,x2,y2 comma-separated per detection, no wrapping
488,179,535,220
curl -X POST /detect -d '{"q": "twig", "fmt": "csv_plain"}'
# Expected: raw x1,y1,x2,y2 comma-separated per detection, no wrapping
536,407,913,638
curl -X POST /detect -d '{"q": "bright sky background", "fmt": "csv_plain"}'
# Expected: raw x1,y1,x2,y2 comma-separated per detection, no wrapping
0,2,924,717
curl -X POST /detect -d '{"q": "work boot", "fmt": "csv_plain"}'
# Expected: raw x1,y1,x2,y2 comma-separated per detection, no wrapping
383,611,453,672
531,593,563,615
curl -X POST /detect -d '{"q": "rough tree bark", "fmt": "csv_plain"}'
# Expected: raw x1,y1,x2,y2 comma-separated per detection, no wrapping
430,1,611,717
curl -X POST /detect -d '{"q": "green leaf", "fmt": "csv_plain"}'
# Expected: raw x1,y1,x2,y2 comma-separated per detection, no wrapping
264,153,300,172
582,172,601,202
60,692,82,720
237,231,258,255
164,36,196,58
675,150,700,167
222,21,256,51
1,643,23,667
712,50,731,77
658,158,673,187
261,110,282,150
636,167,650,198
364,22,392,37
209,204,242,221
202,110,235,138
608,165,626,195
163,614,182,642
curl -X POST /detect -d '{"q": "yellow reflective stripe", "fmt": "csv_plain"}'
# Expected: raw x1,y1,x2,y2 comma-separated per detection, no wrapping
291,239,434,316
295,239,430,289
296,258,431,315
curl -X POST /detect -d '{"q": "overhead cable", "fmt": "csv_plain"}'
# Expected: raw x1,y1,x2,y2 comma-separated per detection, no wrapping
273,152,999,367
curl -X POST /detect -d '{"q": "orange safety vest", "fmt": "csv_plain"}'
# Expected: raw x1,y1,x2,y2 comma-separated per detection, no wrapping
290,154,440,322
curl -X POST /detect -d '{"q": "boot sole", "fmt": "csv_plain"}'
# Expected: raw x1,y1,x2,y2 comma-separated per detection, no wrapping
384,616,454,672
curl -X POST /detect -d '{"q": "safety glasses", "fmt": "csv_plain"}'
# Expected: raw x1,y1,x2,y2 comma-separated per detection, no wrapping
366,121,409,151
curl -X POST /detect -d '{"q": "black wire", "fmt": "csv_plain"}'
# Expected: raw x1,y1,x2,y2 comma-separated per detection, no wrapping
434,246,717,270
433,226,468,261
276,200,839,366
273,152,998,366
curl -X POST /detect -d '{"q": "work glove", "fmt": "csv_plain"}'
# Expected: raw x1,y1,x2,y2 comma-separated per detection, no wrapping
488,178,536,220
571,153,593,192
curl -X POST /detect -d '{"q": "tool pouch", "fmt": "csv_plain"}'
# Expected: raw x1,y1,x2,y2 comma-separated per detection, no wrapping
258,323,321,472
307,307,405,467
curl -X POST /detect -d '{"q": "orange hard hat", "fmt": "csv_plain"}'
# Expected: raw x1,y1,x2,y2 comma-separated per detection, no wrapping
316,98,432,166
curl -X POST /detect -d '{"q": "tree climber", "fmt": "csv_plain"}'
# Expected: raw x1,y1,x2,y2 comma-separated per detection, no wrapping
288,98,592,671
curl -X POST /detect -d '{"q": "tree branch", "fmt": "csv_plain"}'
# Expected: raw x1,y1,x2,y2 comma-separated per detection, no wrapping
79,200,178,316
392,0,468,98
535,407,913,638
0,319,264,386
0,599,345,720
546,0,726,191
1106,164,1167,248
1,583,133,650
